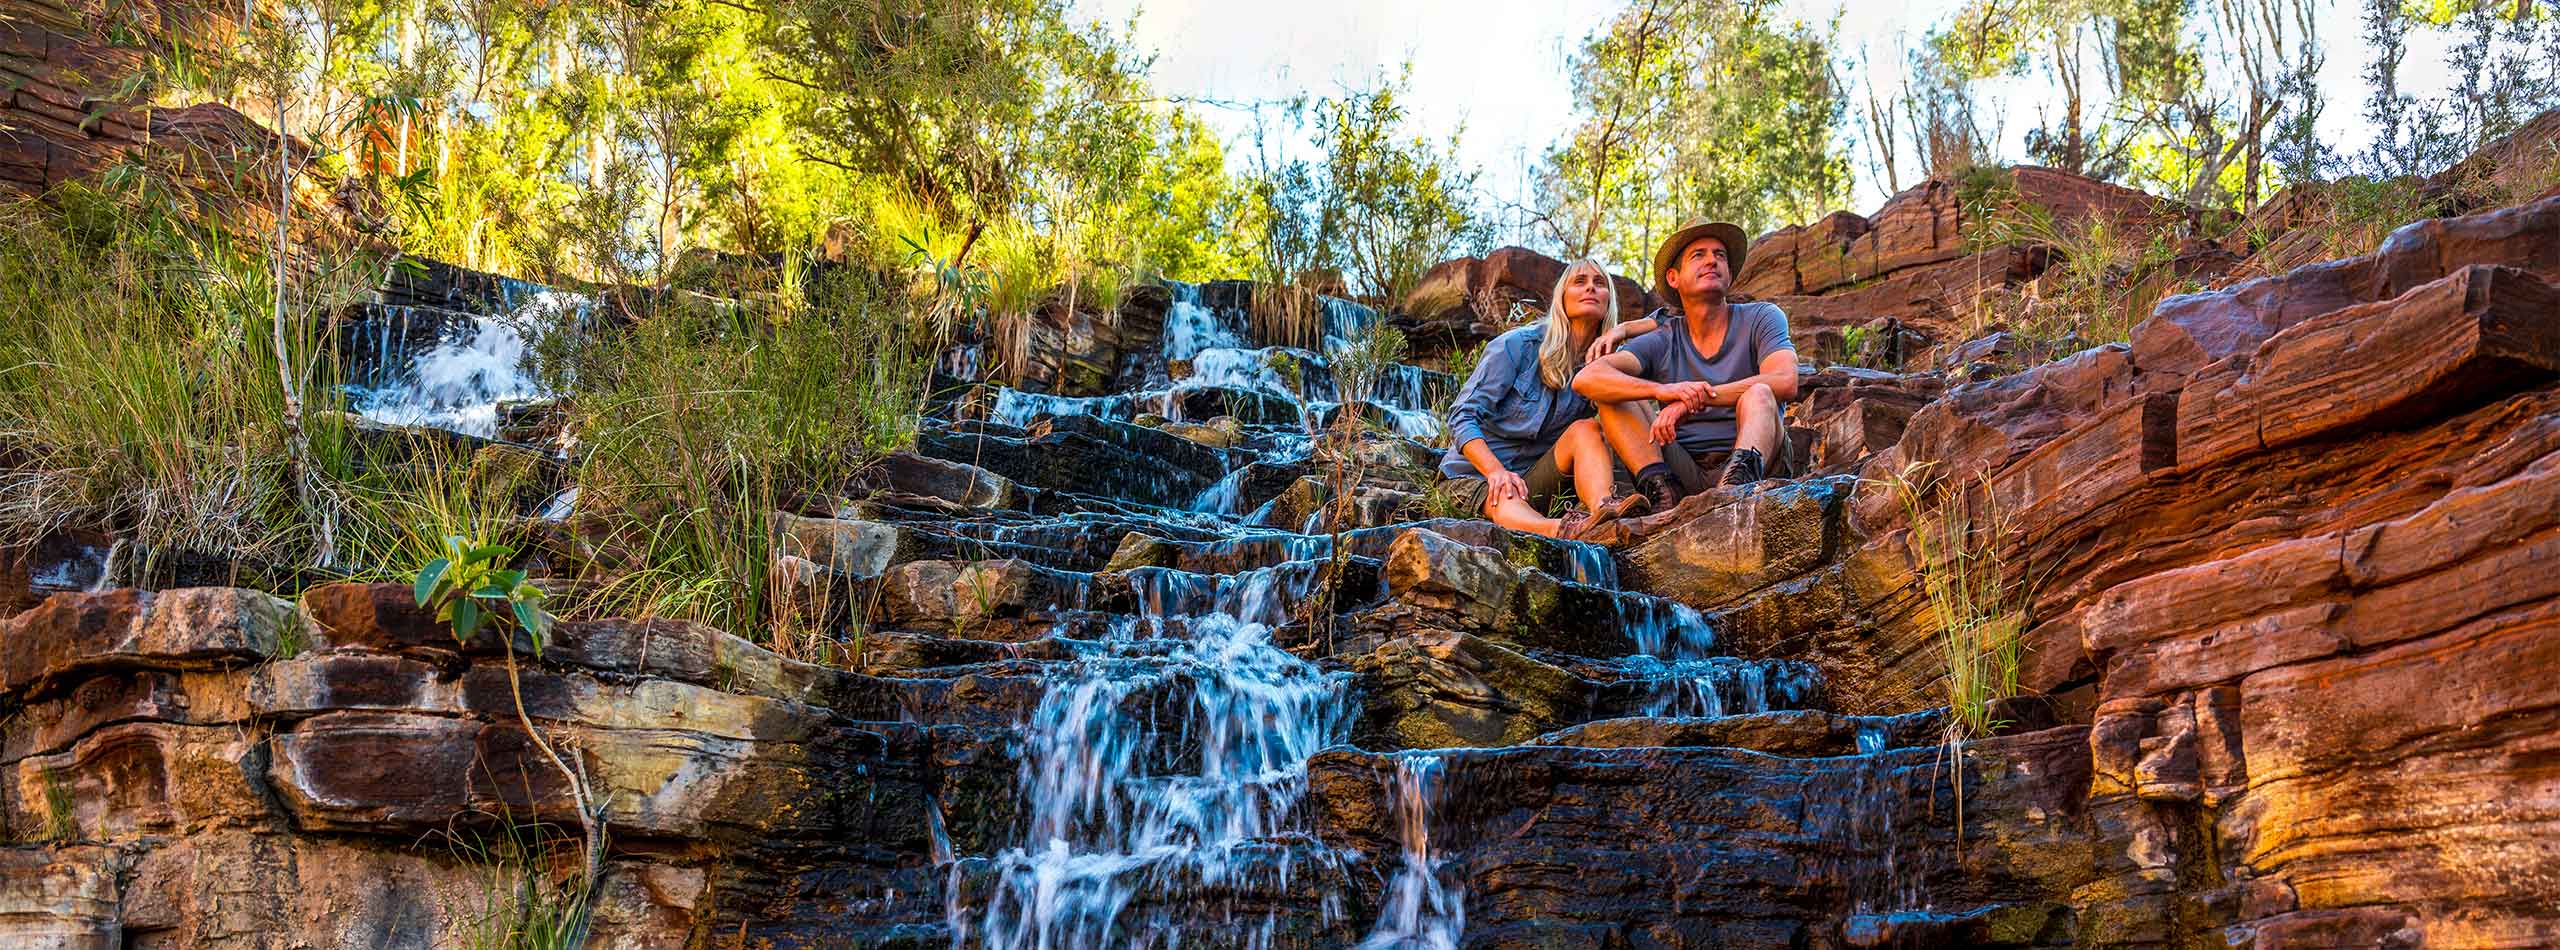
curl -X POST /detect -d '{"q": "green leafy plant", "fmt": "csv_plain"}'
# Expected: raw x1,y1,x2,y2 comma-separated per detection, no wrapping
410,536,601,924
415,535,552,648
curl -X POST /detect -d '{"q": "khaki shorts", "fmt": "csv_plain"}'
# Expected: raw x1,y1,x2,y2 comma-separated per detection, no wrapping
1438,440,1570,516
1659,427,1796,493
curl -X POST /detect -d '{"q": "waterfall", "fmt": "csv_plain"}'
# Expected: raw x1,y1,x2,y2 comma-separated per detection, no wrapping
348,289,588,439
956,581,1355,948
920,274,1833,947
1356,753,1465,949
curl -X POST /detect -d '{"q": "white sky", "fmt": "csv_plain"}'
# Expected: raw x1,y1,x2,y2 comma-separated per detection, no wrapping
1076,0,2465,234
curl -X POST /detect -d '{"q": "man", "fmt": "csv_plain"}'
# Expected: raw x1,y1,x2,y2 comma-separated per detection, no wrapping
1573,218,1797,512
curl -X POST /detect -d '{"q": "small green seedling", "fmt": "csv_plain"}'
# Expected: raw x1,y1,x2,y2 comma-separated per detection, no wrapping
415,535,553,650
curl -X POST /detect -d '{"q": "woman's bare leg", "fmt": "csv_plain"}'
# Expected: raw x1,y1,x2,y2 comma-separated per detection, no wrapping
1553,419,1618,512
1482,495,1563,537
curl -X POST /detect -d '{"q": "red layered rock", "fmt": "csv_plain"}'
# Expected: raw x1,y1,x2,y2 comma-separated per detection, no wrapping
2135,193,2560,379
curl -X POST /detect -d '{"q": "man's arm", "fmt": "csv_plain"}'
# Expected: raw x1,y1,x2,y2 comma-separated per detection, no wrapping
1574,349,1708,406
1689,350,1801,407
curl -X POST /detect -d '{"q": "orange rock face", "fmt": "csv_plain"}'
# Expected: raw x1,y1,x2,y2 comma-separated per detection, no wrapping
1629,186,2560,944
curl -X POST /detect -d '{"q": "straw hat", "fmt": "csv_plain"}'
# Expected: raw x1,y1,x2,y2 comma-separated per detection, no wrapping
1650,219,1751,302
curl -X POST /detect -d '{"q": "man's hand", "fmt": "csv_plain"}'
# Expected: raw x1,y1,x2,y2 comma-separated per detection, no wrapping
1657,381,1711,409
1487,468,1529,503
1650,402,1687,445
1582,327,1623,364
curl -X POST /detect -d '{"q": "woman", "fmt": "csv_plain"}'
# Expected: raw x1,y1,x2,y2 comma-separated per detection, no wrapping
1438,259,1659,539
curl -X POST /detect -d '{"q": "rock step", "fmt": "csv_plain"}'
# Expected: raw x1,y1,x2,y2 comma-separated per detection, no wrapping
940,837,1361,945
1346,629,1826,751
1531,708,1932,756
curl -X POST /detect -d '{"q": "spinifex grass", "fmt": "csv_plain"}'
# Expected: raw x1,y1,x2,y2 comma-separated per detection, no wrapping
1966,188,2183,350
331,438,545,583
559,267,939,657
1881,460,2036,841
0,180,363,565
438,816,596,950
1885,461,2031,739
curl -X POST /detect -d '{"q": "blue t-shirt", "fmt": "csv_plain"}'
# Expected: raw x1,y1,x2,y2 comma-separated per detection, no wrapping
1619,302,1793,454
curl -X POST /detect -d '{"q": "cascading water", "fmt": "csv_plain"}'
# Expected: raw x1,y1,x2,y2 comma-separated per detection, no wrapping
1615,596,1820,719
958,594,1353,948
347,289,589,439
1356,754,1464,949
976,282,1448,441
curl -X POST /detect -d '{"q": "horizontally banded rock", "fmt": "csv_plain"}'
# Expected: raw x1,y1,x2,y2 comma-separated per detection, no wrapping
1679,172,2560,946
1308,726,2099,948
2133,192,2560,380
0,587,290,699
0,581,1013,946
1740,168,2173,349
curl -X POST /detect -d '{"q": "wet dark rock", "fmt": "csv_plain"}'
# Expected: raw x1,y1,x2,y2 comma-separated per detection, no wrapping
1347,629,1597,750
916,416,1232,507
1530,709,1943,756
1307,727,2100,947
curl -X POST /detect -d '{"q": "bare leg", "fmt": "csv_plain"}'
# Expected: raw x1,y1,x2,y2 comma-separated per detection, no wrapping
1552,419,1618,511
1482,495,1563,537
1593,398,1665,474
1733,382,1781,458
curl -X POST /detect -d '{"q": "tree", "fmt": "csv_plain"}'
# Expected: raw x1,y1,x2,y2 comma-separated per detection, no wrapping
1540,0,1849,271
1252,77,1487,302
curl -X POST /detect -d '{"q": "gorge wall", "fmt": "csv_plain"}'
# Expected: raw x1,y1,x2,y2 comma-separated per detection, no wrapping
4,122,2559,948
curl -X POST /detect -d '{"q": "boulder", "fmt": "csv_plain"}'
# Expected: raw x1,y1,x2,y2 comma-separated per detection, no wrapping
1348,629,1596,750
1620,476,1853,611
1399,247,1659,369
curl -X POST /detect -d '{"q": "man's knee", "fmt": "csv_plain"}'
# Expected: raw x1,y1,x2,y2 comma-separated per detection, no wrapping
1737,382,1779,418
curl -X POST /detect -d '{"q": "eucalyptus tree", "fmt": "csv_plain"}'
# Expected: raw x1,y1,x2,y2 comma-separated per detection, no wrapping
1539,0,1850,267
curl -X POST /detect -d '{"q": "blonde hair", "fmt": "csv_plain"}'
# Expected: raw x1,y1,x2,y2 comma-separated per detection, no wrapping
1537,258,1620,390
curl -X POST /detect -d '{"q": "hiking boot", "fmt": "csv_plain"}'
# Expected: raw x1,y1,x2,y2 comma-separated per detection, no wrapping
1716,448,1767,490
1592,491,1653,522
1637,469,1687,513
1558,511,1633,546
1557,492,1645,543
